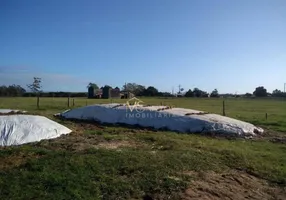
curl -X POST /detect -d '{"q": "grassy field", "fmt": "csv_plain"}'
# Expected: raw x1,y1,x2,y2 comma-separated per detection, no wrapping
0,97,286,199
1,96,286,131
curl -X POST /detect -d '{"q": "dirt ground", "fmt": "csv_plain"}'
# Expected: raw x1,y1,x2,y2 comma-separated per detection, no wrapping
181,171,286,200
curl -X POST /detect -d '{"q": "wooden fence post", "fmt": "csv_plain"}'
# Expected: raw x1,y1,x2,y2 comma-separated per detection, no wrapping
222,100,226,116
265,113,268,120
67,96,70,107
72,99,75,107
37,96,40,109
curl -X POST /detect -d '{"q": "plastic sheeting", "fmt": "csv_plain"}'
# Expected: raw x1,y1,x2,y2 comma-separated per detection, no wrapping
57,104,263,137
0,115,72,146
0,109,26,114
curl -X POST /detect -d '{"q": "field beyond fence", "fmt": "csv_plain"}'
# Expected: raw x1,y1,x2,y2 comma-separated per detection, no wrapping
0,97,286,132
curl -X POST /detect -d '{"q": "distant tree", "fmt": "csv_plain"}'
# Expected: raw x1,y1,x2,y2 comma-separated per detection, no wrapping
17,85,26,94
103,85,112,89
144,86,159,96
185,89,194,97
253,86,267,97
122,83,147,96
122,83,135,92
177,85,184,95
210,89,219,97
134,84,146,96
272,89,286,97
201,91,209,97
0,85,26,97
87,82,99,89
27,77,42,94
122,83,137,91
193,88,208,97
193,88,202,97
245,93,252,97
27,77,42,108
159,92,173,97
0,86,7,96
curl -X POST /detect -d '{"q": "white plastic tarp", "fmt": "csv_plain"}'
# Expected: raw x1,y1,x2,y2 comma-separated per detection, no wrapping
58,104,263,137
0,115,72,146
0,109,26,114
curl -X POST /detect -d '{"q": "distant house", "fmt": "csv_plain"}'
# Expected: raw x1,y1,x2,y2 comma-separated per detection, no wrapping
120,90,134,99
88,86,133,99
110,87,121,99
94,89,103,98
102,86,112,99
88,86,102,99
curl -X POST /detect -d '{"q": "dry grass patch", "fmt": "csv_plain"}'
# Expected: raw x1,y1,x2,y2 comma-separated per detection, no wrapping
181,170,286,200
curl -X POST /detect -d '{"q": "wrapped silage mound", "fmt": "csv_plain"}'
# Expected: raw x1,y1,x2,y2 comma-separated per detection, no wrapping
57,103,263,138
0,115,72,146
0,109,27,114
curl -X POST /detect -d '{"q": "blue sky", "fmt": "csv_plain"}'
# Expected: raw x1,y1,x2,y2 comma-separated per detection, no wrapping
0,0,285,93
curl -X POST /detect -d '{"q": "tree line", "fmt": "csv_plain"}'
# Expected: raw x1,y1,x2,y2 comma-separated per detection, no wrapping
252,86,286,97
0,85,87,97
0,85,26,96
87,82,171,97
87,82,220,97
0,79,285,98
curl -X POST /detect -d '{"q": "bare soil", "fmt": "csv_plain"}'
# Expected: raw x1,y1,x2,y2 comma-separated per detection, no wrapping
0,152,42,170
31,119,150,152
34,132,140,152
181,170,286,200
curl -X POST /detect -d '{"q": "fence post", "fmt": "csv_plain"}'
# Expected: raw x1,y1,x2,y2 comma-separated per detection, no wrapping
37,96,40,109
67,96,70,107
72,98,75,107
222,100,226,116
265,113,268,120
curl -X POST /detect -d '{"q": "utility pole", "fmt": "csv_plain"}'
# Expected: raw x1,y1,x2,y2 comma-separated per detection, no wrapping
178,84,181,94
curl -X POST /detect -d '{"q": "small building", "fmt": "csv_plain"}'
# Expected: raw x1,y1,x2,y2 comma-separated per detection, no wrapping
102,86,122,99
120,90,134,99
102,86,112,99
110,87,121,99
94,89,103,98
88,86,102,99
88,86,95,98
88,86,134,99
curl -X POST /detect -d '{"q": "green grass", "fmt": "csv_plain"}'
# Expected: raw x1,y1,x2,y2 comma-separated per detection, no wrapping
0,97,286,199
1,97,285,131
1,129,286,199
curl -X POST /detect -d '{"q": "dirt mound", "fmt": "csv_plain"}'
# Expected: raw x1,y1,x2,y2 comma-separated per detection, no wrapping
181,170,286,200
